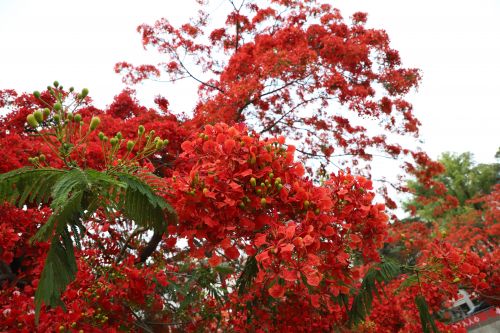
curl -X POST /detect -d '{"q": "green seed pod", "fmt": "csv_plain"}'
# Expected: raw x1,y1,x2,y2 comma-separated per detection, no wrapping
33,91,41,99
89,116,101,130
116,132,123,139
250,177,257,187
138,125,145,135
81,88,89,98
53,102,62,111
67,113,74,121
314,208,320,215
33,110,43,123
260,182,265,188
110,137,119,146
53,80,59,87
42,108,50,119
126,140,135,151
74,114,82,122
39,154,46,162
98,132,105,140
26,114,39,128
256,189,262,195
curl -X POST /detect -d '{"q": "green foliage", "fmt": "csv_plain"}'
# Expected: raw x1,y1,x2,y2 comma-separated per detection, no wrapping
348,258,401,326
405,152,499,221
236,256,258,296
415,295,439,333
118,173,177,231
0,166,177,322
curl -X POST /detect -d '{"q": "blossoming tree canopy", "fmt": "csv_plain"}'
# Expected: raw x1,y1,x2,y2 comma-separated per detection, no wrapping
0,0,495,332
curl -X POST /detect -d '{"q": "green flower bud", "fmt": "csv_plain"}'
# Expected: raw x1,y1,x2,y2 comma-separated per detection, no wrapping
39,154,46,162
98,132,105,140
81,88,89,98
42,108,50,119
33,91,41,99
256,189,262,195
26,114,39,128
163,139,169,146
74,114,82,122
314,208,320,215
250,177,257,187
89,116,101,130
138,125,145,135
127,140,135,151
53,103,62,112
269,172,274,179
53,80,59,87
155,140,163,149
149,130,155,137
277,184,283,191
53,114,60,123
303,200,310,209
69,87,74,92
116,132,123,139
110,137,119,146
275,177,282,184
33,110,43,123
260,198,267,206
238,202,245,209
102,136,108,142
67,113,74,121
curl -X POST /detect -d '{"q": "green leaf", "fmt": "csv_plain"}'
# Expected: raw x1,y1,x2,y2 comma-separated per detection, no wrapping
415,295,440,333
236,256,258,296
34,229,77,324
118,173,177,230
349,258,401,326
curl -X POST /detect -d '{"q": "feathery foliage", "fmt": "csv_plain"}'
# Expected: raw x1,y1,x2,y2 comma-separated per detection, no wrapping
415,295,440,333
348,258,401,326
0,166,177,322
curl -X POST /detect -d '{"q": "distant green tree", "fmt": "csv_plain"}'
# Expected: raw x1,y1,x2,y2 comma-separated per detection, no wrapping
404,151,499,222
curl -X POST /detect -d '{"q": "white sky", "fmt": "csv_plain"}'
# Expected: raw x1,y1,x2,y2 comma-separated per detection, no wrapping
0,0,499,164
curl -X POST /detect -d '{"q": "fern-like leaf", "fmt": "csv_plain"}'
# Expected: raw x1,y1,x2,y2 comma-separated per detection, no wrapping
415,295,440,333
118,173,177,230
236,256,258,296
34,229,77,324
349,258,401,326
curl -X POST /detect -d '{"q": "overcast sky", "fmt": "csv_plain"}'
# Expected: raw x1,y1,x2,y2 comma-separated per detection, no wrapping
1,0,499,164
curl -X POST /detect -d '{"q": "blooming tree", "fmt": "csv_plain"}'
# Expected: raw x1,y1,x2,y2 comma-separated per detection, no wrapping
0,1,496,332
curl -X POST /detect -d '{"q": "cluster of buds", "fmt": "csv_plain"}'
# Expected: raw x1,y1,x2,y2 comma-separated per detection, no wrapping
99,125,169,171
243,172,283,209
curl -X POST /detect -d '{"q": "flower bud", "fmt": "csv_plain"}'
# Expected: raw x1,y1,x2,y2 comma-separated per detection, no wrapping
116,132,123,139
303,200,310,209
33,91,41,99
53,102,62,111
67,113,74,121
163,139,169,146
110,137,119,146
138,125,145,135
98,132,105,141
276,184,283,191
155,140,163,149
250,177,257,187
269,172,274,179
42,108,50,119
149,130,155,137
53,80,59,87
89,116,101,130
39,154,46,162
126,140,135,151
74,114,82,122
53,114,60,123
81,88,89,98
69,87,74,92
33,110,43,123
26,114,39,128
260,198,267,206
